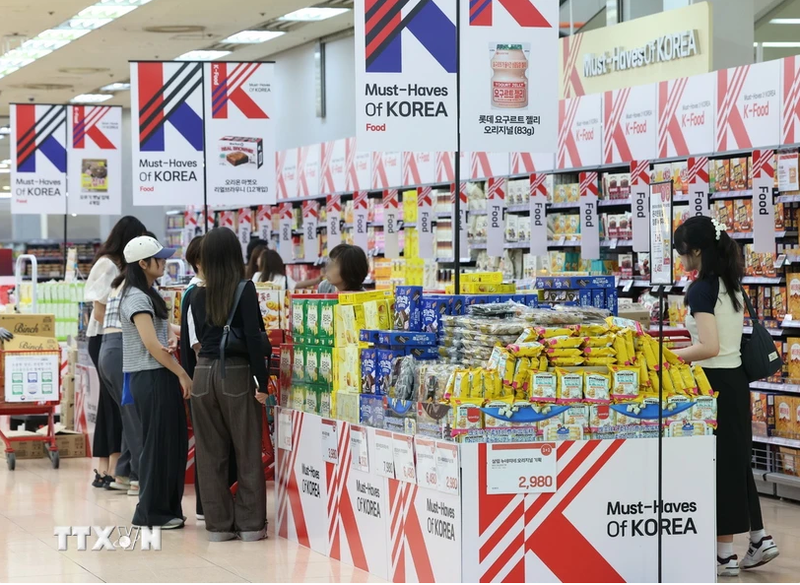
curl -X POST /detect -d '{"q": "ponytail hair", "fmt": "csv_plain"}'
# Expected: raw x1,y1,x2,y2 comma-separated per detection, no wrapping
674,215,743,312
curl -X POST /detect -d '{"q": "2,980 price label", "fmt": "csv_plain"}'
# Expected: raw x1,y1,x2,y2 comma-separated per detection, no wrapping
487,443,557,495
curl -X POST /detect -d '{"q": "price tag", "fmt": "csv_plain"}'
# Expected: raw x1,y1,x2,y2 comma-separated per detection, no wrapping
776,254,787,269
435,441,460,495
486,443,556,495
393,433,417,484
622,280,633,293
664,286,673,293
321,419,338,464
610,238,618,250
414,436,437,490
373,429,395,478
277,411,292,451
558,236,566,246
349,425,369,473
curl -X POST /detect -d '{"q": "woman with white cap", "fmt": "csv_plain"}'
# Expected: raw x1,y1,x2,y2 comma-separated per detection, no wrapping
119,235,192,530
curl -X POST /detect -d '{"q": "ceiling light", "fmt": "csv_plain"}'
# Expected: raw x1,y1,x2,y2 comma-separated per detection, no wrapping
1,159,10,165
0,130,8,136
0,169,10,174
755,41,800,48
769,18,800,24
222,30,285,44
71,93,113,103
2,186,9,191
0,0,152,81
175,50,230,61
100,82,130,91
278,7,350,22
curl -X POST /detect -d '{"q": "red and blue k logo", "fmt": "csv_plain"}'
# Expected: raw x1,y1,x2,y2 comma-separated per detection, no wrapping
210,62,268,119
365,0,456,73
469,0,551,27
16,105,67,173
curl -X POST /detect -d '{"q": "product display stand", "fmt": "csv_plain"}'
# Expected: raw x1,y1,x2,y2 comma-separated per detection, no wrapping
657,287,665,583
453,0,461,296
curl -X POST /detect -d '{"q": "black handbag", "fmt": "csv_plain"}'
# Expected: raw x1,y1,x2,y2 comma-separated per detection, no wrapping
741,293,782,382
219,281,271,378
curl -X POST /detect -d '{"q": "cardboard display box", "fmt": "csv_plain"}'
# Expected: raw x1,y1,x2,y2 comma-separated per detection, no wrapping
0,314,56,338
1,430,44,459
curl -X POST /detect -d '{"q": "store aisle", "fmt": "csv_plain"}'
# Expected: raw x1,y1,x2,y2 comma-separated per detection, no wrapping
0,457,798,583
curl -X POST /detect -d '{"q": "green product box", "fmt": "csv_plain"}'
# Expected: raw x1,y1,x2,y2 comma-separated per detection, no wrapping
305,346,321,385
320,389,333,418
305,384,329,415
292,345,306,383
291,298,306,341
305,299,320,338
290,385,306,411
318,346,334,389
319,299,338,346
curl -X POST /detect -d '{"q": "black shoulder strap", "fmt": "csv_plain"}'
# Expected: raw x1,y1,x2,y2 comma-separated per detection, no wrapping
742,290,758,324
220,281,247,365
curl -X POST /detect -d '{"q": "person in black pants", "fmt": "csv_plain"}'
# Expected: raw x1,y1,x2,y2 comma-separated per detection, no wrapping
180,236,236,521
189,228,270,542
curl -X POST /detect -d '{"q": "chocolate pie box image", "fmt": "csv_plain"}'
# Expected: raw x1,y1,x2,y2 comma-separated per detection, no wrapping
218,136,263,169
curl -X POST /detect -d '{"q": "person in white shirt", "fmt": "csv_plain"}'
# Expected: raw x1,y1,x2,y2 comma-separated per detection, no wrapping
84,216,146,490
673,216,779,576
255,248,321,290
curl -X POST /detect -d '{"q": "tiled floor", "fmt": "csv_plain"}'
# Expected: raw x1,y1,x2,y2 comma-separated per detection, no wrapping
0,457,797,583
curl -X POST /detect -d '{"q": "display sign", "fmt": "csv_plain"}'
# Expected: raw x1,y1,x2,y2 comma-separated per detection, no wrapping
417,186,435,259
4,353,59,403
321,418,339,464
717,60,781,151
649,180,674,285
350,425,370,473
557,93,602,169
783,56,800,145
657,72,714,158
371,151,402,190
383,189,400,259
688,156,710,216
326,194,342,250
130,61,204,205
320,138,347,194
393,433,417,484
354,0,457,152
373,428,394,478
302,200,319,262
345,137,371,191
603,84,657,164
631,160,650,252
471,151,509,181
279,202,293,263
487,177,506,258
11,103,68,215
204,62,275,206
277,410,292,451
256,205,272,243
459,0,557,153
435,440,459,496
486,442,556,495
403,151,435,186
67,105,122,215
436,151,455,183
353,190,369,253
237,207,252,259
456,183,469,259
529,173,548,256
559,2,712,98
778,151,799,191
510,152,554,175
297,144,320,198
579,172,600,260
276,148,298,200
753,149,777,254
415,436,438,490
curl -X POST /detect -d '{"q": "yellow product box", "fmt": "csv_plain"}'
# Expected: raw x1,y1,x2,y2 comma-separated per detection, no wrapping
338,290,391,306
2,335,60,351
460,272,504,284
0,314,56,338
353,304,366,333
363,300,380,330
403,190,418,223
290,385,306,412
334,304,359,347
255,287,285,330
335,345,361,393
776,395,796,439
333,391,360,424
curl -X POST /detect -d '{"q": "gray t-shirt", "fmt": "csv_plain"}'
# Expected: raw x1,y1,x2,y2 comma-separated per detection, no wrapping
120,287,169,373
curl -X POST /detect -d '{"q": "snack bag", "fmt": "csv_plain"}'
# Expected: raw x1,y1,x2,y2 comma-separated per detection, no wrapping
693,365,713,396
542,336,584,349
451,399,484,432
583,333,616,348
668,365,686,394
550,357,585,367
536,326,579,338
579,323,610,337
529,371,557,402
610,365,639,400
507,342,544,357
678,365,697,393
545,348,583,357
563,404,589,430
538,356,549,371
583,346,616,357
585,357,617,366
512,358,532,392
514,327,538,344
584,371,611,403
468,368,485,399
589,404,616,433
555,368,583,402
613,334,631,365
691,394,718,427
484,398,515,429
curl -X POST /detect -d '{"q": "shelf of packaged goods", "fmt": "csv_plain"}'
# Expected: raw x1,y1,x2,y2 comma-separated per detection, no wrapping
777,194,800,204
648,325,690,336
709,190,753,200
598,198,632,206
618,278,691,289
600,239,633,248
750,380,800,393
467,210,487,216
547,202,580,210
29,257,62,263
754,436,800,449
781,319,800,328
730,231,798,240
436,211,452,218
505,241,530,249
673,194,690,202
547,237,581,247
742,276,784,284
742,325,784,337
470,242,487,250
506,204,530,213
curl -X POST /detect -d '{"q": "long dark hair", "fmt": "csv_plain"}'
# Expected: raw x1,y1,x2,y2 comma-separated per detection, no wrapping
246,244,266,280
95,216,146,268
258,249,286,282
202,227,245,327
674,216,743,312
117,231,168,319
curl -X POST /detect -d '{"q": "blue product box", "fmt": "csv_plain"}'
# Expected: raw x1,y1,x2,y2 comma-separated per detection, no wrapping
359,394,385,428
360,330,380,343
448,295,465,315
606,288,619,315
377,348,401,395
525,293,539,308
496,294,515,303
394,286,423,331
592,289,605,310
383,397,417,435
421,297,449,335
512,294,526,304
405,346,440,360
361,348,378,394
535,276,615,290
579,289,593,307
378,330,437,346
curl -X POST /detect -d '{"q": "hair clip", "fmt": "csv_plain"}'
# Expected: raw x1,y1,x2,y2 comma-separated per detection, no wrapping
711,218,725,241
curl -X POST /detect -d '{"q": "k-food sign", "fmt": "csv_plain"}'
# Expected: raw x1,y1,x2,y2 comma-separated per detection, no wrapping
355,0,457,152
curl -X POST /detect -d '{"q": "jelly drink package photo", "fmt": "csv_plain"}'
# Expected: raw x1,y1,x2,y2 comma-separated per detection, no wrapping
490,42,530,110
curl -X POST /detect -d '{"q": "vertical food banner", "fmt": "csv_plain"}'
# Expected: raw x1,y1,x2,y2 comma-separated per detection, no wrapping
257,205,272,243
383,189,400,259
67,105,122,215
688,157,710,217
130,61,205,205
353,191,370,253
459,0,558,153
327,195,342,250
529,173,548,256
276,148,298,201
630,161,650,252
579,172,600,260
487,177,506,258
11,104,68,214
204,62,275,206
456,182,469,259
303,201,319,262
752,150,777,254
183,208,199,247
279,202,294,263
354,0,457,152
238,207,253,259
417,186,434,259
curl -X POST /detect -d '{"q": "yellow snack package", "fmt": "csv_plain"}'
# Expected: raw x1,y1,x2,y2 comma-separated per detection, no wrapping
502,353,517,387
484,398,515,429
512,358,532,391
668,365,685,393
660,365,675,393
514,327,538,344
636,352,648,385
507,342,544,357
469,368,485,399
610,365,639,399
613,335,630,365
678,365,697,393
529,371,557,402
550,357,585,367
642,338,658,370
691,393,719,427
584,371,611,403
539,355,549,371
556,368,584,403
585,357,617,366
647,370,660,392
583,334,616,348
451,398,484,432
536,326,579,338
579,323,610,337
663,345,684,366
545,348,583,358
583,346,617,357
452,369,470,399
693,366,713,396
542,336,584,349
622,329,636,364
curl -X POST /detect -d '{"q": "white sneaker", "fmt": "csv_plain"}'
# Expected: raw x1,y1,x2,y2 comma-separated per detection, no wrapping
196,514,205,521
161,518,185,530
717,555,740,577
127,481,139,497
742,536,779,569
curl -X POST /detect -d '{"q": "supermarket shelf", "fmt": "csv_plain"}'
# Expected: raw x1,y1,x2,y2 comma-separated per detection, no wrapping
782,319,800,328
505,241,530,249
710,189,753,200
730,231,798,240
506,204,530,213
600,239,633,248
742,276,784,284
777,194,800,203
598,198,632,206
743,325,784,337
754,436,800,449
750,381,800,394
468,210,487,216
547,237,581,247
547,202,580,210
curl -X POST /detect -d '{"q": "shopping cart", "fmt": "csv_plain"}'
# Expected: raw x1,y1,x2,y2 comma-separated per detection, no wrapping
0,349,63,470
